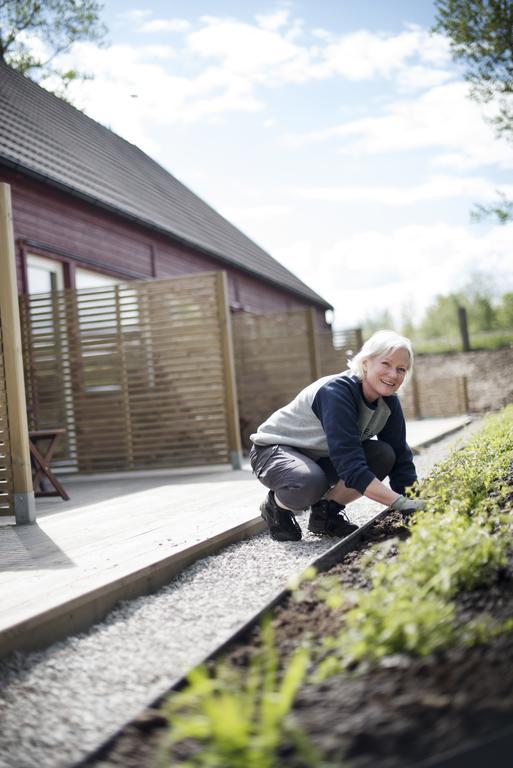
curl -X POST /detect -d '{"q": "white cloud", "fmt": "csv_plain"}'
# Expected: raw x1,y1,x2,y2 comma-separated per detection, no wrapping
255,9,291,32
273,223,513,328
317,26,451,81
221,203,292,223
396,64,453,91
48,11,462,131
292,175,513,206
285,81,513,170
187,17,312,82
62,42,264,134
140,18,191,33
120,9,152,23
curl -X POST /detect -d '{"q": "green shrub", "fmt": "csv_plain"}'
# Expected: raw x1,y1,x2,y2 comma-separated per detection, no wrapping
316,406,513,673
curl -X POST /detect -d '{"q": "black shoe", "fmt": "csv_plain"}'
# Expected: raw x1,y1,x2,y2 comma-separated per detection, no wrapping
308,499,358,537
260,492,302,541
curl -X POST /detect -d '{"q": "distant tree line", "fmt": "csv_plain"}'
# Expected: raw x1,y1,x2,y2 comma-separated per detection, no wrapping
362,273,513,346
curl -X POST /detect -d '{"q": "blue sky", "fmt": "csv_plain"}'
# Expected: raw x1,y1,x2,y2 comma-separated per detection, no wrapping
39,0,513,328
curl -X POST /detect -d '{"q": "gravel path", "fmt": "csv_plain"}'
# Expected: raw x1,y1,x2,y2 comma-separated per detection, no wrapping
0,420,483,768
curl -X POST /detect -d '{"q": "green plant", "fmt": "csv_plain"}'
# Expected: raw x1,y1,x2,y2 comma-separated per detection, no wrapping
315,406,513,673
159,618,316,768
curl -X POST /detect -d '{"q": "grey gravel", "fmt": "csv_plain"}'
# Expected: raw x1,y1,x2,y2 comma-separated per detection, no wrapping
0,420,483,768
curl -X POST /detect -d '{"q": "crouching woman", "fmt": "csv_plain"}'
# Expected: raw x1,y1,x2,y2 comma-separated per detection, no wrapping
249,329,425,541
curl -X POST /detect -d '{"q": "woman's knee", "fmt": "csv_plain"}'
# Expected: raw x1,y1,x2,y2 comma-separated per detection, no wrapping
250,444,330,509
276,464,328,510
363,440,396,480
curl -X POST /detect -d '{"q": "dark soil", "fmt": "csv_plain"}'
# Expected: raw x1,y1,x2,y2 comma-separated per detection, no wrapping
87,511,513,768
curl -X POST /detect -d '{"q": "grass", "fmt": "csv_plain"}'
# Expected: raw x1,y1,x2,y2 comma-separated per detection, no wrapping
413,330,513,354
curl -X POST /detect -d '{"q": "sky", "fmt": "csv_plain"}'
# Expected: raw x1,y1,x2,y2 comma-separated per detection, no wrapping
40,0,513,329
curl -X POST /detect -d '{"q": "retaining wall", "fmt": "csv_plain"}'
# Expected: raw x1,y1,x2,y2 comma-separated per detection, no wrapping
412,347,513,413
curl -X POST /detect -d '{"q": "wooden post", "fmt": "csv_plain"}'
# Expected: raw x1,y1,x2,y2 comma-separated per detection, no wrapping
458,306,471,352
410,374,422,420
461,375,470,413
216,272,243,469
0,183,35,524
306,307,322,380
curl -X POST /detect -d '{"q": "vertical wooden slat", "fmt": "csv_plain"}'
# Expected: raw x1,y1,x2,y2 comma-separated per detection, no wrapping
461,375,469,413
0,323,14,516
0,183,35,523
306,307,321,380
115,285,134,469
216,272,242,469
411,375,422,420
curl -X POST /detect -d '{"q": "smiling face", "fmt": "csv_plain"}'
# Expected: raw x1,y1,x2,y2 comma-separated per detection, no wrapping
361,347,410,402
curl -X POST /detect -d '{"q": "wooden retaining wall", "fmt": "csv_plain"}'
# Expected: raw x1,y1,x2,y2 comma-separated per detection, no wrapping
400,374,469,420
20,272,240,473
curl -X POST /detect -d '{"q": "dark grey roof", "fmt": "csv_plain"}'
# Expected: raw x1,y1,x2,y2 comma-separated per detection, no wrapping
0,62,331,309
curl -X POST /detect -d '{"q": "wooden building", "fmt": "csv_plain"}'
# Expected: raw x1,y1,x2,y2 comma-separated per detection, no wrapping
0,62,331,320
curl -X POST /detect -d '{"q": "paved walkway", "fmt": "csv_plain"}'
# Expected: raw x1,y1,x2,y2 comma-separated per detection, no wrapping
0,415,471,658
406,415,471,451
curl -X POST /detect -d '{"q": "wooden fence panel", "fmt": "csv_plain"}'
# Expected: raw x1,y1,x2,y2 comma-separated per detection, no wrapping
318,327,363,376
20,273,232,472
400,375,469,419
233,310,317,448
0,321,14,515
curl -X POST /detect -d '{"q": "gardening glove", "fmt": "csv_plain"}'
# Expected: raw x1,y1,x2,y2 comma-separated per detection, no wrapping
391,495,426,516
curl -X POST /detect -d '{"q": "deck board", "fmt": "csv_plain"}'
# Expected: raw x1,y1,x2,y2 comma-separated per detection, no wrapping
0,467,266,655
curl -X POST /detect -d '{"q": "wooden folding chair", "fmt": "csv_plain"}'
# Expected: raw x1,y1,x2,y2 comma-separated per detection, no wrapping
29,429,70,500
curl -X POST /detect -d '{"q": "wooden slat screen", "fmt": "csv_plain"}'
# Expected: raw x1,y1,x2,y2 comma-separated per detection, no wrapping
400,375,469,419
320,327,364,376
20,273,232,472
0,319,14,515
233,310,317,449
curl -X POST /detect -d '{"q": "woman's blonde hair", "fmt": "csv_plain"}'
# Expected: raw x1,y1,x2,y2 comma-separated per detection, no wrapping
348,329,414,392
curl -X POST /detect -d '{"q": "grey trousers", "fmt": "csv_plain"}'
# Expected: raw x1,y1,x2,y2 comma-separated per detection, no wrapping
249,440,396,511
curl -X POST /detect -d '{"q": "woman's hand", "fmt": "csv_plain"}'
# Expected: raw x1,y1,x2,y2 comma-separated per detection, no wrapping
391,495,426,514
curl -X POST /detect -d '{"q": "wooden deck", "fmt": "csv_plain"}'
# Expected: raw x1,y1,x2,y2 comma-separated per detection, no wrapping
0,416,471,660
0,465,265,658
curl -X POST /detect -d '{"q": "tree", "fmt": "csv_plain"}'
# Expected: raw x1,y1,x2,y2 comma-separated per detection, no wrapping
362,309,395,338
0,0,106,92
434,0,513,222
418,293,461,339
399,301,416,339
497,291,513,327
416,272,503,340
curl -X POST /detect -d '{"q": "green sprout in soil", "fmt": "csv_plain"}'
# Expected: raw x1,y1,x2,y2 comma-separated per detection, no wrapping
316,405,513,676
158,617,320,768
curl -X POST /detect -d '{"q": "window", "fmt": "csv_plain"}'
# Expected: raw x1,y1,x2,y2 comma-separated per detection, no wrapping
75,267,120,290
27,254,64,294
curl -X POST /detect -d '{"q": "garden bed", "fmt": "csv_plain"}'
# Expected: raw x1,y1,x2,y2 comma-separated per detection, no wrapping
88,407,513,768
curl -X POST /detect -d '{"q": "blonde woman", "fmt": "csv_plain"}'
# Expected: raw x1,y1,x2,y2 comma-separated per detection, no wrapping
250,330,425,541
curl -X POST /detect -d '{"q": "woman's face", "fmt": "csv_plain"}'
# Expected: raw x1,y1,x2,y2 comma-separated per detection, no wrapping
362,348,410,402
